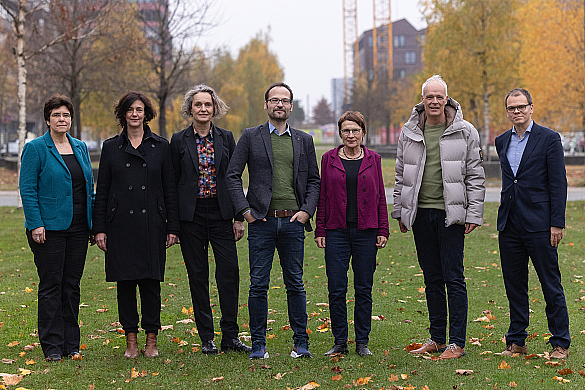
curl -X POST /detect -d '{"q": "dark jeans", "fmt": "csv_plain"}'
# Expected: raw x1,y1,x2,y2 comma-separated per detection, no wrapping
499,211,571,349
27,229,89,358
117,279,161,334
325,225,377,345
179,217,240,342
412,208,467,347
247,217,308,346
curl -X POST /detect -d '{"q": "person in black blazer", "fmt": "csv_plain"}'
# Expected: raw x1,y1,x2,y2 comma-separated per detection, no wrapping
170,85,250,355
495,88,570,359
93,91,179,359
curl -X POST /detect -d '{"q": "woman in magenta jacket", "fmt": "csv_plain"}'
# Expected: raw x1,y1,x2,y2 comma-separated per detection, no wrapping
315,111,389,357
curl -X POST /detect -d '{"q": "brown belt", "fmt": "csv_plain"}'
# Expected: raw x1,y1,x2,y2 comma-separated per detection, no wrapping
266,209,299,218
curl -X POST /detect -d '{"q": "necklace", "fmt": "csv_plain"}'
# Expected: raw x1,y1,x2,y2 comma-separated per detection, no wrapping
342,146,363,160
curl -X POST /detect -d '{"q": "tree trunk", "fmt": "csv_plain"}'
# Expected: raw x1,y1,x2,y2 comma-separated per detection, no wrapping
483,82,490,162
15,0,27,209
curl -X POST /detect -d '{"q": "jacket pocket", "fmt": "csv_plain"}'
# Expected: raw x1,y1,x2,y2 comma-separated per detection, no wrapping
157,195,167,221
107,195,118,223
531,193,550,203
39,196,57,220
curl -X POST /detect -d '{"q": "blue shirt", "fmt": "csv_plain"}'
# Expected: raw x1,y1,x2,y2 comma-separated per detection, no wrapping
506,120,533,176
268,121,291,136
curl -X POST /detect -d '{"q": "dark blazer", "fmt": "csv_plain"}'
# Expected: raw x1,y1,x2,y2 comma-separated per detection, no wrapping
495,122,567,232
93,125,179,282
226,122,321,231
20,131,94,231
170,124,243,222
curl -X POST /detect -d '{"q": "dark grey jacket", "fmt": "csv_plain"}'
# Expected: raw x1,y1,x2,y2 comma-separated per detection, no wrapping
226,122,320,231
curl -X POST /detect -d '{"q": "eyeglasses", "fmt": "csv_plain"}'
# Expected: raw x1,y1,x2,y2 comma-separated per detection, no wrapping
340,129,362,136
506,104,530,113
50,112,71,118
267,98,292,106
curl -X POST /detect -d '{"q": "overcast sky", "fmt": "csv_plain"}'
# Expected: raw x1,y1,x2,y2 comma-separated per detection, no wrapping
197,0,427,118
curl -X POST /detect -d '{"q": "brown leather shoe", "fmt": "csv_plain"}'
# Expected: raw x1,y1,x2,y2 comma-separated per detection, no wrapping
124,332,139,359
550,345,569,359
438,343,465,359
143,333,159,357
496,343,527,356
409,339,447,355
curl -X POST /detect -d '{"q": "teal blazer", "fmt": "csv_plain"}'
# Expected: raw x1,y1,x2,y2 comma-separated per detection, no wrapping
20,131,95,231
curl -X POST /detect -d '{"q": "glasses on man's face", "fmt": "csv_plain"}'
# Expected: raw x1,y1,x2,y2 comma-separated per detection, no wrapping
340,129,362,136
267,98,292,106
51,112,71,118
506,104,530,113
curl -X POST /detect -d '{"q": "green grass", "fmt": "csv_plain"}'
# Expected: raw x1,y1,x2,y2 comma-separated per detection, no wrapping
1,203,585,389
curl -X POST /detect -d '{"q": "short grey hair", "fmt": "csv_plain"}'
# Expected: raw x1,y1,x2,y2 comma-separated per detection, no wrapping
181,84,229,119
422,74,448,97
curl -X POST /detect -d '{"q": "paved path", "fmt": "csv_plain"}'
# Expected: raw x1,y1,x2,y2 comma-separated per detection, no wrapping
3,188,585,208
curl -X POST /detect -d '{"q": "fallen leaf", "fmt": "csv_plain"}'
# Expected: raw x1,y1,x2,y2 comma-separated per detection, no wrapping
400,374,409,380
553,375,570,383
25,359,35,365
509,381,517,387
498,360,511,369
300,381,320,389
274,372,286,380
388,374,399,382
1,374,23,386
315,303,329,307
470,338,482,346
1,358,14,364
354,377,371,385
558,368,574,375
545,361,562,366
96,308,108,313
404,342,423,352
7,341,20,347
211,376,224,382
524,353,538,359
331,374,342,381
24,287,33,293
455,369,474,375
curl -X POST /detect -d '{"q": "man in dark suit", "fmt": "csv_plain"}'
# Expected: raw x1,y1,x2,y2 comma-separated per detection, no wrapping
226,82,320,360
170,85,250,355
496,88,570,359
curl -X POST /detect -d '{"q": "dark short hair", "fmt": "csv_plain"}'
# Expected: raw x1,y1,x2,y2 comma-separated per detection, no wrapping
505,88,532,108
44,94,74,124
114,91,156,129
265,82,293,102
338,111,367,136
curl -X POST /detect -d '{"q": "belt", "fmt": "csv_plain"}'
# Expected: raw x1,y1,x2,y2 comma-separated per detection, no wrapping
266,209,299,218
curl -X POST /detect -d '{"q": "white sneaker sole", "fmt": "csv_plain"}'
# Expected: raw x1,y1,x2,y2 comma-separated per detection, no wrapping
249,351,269,360
290,350,312,358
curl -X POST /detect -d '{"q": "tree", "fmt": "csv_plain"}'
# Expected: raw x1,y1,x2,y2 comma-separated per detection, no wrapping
288,99,305,128
421,0,520,155
312,97,334,125
135,0,216,138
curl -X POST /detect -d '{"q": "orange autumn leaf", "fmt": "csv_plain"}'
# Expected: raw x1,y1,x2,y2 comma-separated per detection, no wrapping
388,374,399,382
422,386,431,390
509,381,517,387
545,361,562,366
307,328,313,334
1,374,23,385
211,376,224,382
267,334,275,339
281,324,291,331
7,341,20,347
558,368,574,375
403,385,416,390
331,374,342,381
80,344,88,350
401,374,409,380
404,342,423,351
25,359,35,365
524,353,538,359
499,360,511,369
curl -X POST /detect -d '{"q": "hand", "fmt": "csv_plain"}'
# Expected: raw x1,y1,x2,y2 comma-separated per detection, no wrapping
89,234,96,246
31,226,46,244
166,233,179,248
244,211,264,224
397,218,408,233
290,210,310,224
233,221,245,241
465,223,478,234
376,235,388,249
550,226,564,247
95,233,107,252
315,236,326,248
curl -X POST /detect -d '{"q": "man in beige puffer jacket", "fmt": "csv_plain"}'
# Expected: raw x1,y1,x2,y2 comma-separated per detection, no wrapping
392,75,485,359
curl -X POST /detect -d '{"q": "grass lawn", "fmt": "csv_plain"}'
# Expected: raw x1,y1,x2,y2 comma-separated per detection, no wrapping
2,205,585,389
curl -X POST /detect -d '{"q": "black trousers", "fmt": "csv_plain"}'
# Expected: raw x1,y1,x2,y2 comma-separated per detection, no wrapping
499,210,571,349
117,279,161,334
179,209,240,343
27,229,89,358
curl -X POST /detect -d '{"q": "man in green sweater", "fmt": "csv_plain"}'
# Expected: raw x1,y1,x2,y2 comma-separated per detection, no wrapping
226,82,321,360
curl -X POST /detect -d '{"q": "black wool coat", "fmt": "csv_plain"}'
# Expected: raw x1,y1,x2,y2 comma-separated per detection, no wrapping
93,126,179,282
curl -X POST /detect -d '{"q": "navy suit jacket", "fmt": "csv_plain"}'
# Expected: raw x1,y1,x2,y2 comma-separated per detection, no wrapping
495,122,567,232
226,122,321,231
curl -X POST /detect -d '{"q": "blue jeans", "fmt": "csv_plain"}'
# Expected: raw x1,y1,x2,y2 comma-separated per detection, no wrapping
325,225,377,345
412,208,467,347
247,217,308,345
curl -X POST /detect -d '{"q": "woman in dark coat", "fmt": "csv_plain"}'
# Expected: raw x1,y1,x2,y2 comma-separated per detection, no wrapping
20,94,94,361
93,91,179,358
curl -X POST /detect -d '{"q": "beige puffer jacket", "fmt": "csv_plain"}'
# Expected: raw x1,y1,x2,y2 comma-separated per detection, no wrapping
391,98,485,230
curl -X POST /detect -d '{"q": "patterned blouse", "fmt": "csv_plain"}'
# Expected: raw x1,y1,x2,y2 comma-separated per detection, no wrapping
194,130,217,198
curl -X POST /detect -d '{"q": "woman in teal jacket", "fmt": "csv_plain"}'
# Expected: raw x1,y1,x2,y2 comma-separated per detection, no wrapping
20,94,94,362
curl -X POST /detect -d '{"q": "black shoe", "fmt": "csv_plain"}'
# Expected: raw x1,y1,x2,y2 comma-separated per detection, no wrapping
46,353,62,362
324,344,349,356
202,339,218,355
221,337,252,353
356,343,373,356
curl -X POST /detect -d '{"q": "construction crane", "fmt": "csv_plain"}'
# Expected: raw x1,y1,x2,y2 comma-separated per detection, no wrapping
373,0,392,83
343,0,358,105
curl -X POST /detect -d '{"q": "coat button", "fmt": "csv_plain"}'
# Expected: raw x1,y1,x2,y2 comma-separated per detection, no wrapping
129,210,134,214
363,188,366,192
143,163,147,167
514,179,517,183
129,186,133,190
363,175,366,178
142,185,146,190
142,209,146,213
111,207,115,212
151,144,155,148
159,206,163,211
363,200,367,204
126,163,130,167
